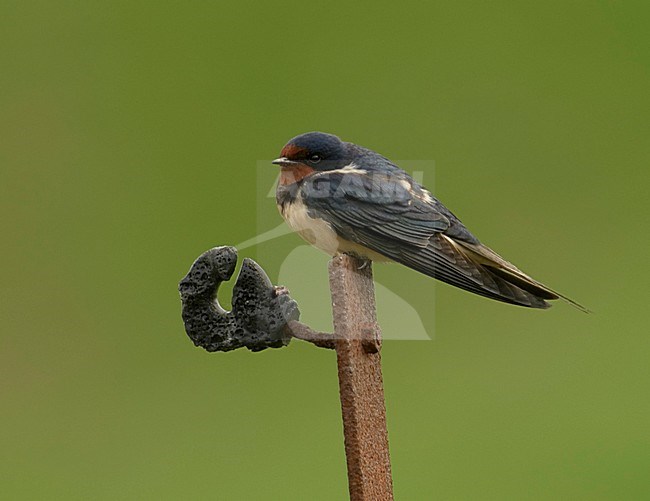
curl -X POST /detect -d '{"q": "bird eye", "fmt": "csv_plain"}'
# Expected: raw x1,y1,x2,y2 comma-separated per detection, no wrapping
310,154,322,163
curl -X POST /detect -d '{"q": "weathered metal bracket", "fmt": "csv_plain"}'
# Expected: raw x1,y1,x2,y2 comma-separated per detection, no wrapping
179,246,334,352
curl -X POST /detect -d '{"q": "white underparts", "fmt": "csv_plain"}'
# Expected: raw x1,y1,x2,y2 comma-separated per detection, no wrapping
280,196,340,255
279,195,390,261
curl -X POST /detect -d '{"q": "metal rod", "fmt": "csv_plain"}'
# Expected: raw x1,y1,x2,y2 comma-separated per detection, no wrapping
329,254,394,501
285,320,335,350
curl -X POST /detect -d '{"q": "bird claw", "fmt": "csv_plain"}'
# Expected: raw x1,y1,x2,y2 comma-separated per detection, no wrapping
357,259,370,271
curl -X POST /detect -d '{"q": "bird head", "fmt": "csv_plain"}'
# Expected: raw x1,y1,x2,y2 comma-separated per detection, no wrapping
272,132,349,173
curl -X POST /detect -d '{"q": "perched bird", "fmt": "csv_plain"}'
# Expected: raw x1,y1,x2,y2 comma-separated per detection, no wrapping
273,131,585,310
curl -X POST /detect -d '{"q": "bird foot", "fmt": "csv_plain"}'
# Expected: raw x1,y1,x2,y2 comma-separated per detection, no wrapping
357,259,370,270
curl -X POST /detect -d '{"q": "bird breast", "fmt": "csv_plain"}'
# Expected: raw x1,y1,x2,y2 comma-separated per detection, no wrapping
279,195,341,256
278,192,391,262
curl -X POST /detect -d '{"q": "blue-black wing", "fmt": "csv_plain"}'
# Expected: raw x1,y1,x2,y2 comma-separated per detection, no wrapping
301,170,555,308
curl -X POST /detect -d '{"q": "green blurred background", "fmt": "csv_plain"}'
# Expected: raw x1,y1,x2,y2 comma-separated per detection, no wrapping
2,1,649,499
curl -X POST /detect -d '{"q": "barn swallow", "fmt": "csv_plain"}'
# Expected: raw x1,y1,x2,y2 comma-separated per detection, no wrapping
273,131,586,310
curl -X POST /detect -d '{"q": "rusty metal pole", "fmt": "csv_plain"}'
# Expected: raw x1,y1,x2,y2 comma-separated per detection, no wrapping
329,254,394,501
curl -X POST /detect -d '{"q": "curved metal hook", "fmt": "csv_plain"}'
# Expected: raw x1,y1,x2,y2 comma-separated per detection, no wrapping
179,246,300,352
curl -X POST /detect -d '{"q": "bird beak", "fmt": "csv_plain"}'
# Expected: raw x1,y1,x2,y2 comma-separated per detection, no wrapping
272,157,297,167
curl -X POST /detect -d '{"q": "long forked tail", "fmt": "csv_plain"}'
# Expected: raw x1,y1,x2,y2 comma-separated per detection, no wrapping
396,234,589,311
452,236,590,312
